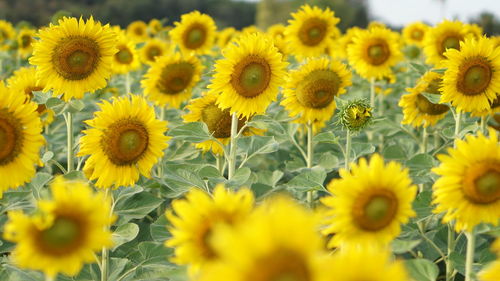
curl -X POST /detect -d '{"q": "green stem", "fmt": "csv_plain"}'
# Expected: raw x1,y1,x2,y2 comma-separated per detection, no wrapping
101,188,113,281
345,130,351,170
446,224,455,281
480,116,486,135
465,231,476,281
454,110,462,145
370,77,375,109
306,121,314,206
227,113,238,180
125,72,131,94
45,274,55,281
156,107,165,178
421,126,428,153
65,112,74,173
216,154,225,175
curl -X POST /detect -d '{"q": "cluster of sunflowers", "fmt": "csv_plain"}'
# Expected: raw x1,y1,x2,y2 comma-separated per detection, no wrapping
0,3,498,281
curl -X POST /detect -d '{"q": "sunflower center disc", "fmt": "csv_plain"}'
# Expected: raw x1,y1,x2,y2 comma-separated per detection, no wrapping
184,24,206,49
52,36,100,80
299,18,327,46
40,217,80,253
104,120,149,165
297,70,340,109
464,165,500,204
425,78,442,95
367,41,390,65
0,112,22,165
415,95,449,115
21,35,31,48
411,29,423,40
147,46,162,61
353,189,398,231
459,62,492,96
231,55,271,98
157,62,195,95
202,103,246,138
256,249,310,281
134,27,144,36
116,47,133,64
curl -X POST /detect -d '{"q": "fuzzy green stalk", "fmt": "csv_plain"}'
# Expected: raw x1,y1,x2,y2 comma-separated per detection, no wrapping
45,275,54,281
446,225,455,281
306,121,314,205
421,126,428,153
216,154,225,175
65,112,74,173
370,77,376,109
156,107,165,178
345,130,351,170
464,231,476,281
125,72,131,94
101,188,113,281
227,113,239,180
454,110,462,143
480,116,486,135
378,94,385,151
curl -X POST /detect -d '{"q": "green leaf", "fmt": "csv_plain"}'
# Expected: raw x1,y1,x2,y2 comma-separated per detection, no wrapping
168,122,211,142
32,90,52,104
68,99,85,112
45,97,67,115
112,223,140,250
227,167,251,186
383,145,407,160
313,132,339,144
41,151,54,163
409,62,429,75
286,169,326,192
150,215,170,242
198,165,223,180
318,152,338,171
161,167,206,198
392,239,422,254
404,259,439,281
238,136,279,157
114,191,164,223
406,153,435,184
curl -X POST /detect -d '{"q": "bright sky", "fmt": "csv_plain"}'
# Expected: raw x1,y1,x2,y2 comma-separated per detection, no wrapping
369,0,500,26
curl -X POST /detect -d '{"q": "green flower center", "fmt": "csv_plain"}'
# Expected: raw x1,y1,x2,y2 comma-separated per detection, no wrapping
411,29,423,40
231,55,271,98
52,36,100,80
464,163,500,204
157,62,195,95
115,47,133,64
21,35,31,48
439,34,462,57
366,40,390,66
457,58,492,96
103,120,149,165
41,217,80,250
184,24,207,49
201,103,246,138
352,189,398,231
298,18,327,46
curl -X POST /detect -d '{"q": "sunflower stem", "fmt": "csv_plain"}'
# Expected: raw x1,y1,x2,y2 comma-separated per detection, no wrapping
216,154,225,175
125,72,131,94
345,130,351,170
227,112,238,180
421,126,428,153
454,110,462,145
306,121,314,206
156,107,165,178
479,116,486,134
446,223,456,281
45,275,54,281
101,188,112,281
370,77,375,109
465,230,476,281
65,112,74,173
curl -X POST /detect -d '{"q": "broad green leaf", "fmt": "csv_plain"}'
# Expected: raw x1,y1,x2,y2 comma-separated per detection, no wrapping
383,145,407,160
313,132,339,144
238,136,279,157
114,191,164,223
404,259,439,281
409,62,429,75
318,152,339,171
227,167,251,186
392,239,422,254
168,122,211,142
150,215,170,242
286,169,326,192
112,223,140,250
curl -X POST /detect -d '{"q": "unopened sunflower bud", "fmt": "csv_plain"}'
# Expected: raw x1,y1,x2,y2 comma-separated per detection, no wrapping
340,99,373,132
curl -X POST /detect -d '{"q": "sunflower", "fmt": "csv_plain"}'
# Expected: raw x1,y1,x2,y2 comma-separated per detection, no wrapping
267,24,286,40
139,38,169,65
321,154,417,248
440,37,500,113
7,67,55,125
330,27,362,59
423,20,467,67
126,20,149,42
347,27,403,80
285,4,340,58
217,27,238,49
242,25,262,35
17,28,36,58
432,129,500,232
3,177,114,278
324,248,411,281
402,21,428,47
29,17,117,101
339,99,373,132
170,11,217,55
78,95,169,188
479,239,500,281
112,33,141,74
141,51,202,108
0,82,44,196
183,92,261,155
209,33,287,119
0,20,15,50
282,58,352,124
465,23,483,39
399,71,449,127
165,185,254,275
148,18,163,35
200,196,326,281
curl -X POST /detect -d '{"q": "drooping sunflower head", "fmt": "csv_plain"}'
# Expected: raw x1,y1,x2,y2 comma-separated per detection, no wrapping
285,4,340,58
347,27,403,80
200,195,326,281
402,21,429,47
282,58,352,124
126,20,149,42
141,50,203,108
209,33,288,119
3,177,115,278
324,248,411,281
0,20,15,49
0,82,45,196
148,18,163,35
165,185,254,274
78,95,169,188
16,28,36,58
217,27,238,49
339,99,373,132
184,92,256,155
432,128,500,232
29,16,117,101
170,11,217,55
112,33,141,74
139,38,169,65
7,67,55,125
423,20,468,67
399,71,449,128
321,154,417,248
440,37,500,113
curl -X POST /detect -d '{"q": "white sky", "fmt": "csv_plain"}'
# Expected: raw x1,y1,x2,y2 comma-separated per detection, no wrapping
369,0,500,26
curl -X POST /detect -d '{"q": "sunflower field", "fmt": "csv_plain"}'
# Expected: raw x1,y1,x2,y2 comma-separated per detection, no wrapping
0,4,498,281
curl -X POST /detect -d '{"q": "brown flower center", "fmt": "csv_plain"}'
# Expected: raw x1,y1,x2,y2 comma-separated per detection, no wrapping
411,29,424,41
37,216,83,255
0,110,23,165
146,45,162,62
231,55,272,98
366,40,390,66
157,62,195,95
352,189,398,231
298,17,327,46
201,103,246,138
457,57,492,96
183,23,207,49
296,69,341,109
102,119,149,165
250,249,311,281
463,162,500,204
21,34,31,48
438,34,462,57
115,46,133,64
425,78,442,95
415,94,449,115
52,36,100,80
